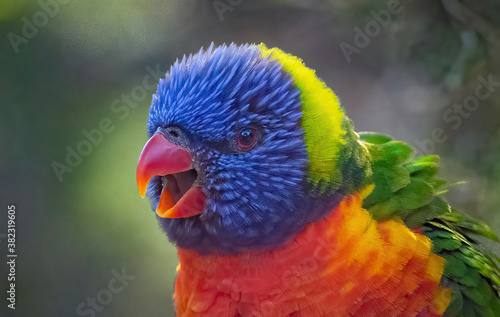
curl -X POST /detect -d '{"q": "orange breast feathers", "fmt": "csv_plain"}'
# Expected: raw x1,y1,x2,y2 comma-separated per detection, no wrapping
173,193,451,317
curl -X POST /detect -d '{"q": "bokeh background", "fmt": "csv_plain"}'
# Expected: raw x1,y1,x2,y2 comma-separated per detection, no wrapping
1,1,500,316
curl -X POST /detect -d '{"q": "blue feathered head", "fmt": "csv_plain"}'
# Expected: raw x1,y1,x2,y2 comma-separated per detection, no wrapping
136,43,355,254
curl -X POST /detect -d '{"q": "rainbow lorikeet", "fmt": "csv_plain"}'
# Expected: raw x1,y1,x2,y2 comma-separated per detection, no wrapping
136,43,500,316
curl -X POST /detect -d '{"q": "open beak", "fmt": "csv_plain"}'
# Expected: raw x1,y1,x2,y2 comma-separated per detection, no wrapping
136,133,206,218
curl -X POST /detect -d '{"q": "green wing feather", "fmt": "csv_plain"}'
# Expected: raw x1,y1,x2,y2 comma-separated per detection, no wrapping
358,132,500,316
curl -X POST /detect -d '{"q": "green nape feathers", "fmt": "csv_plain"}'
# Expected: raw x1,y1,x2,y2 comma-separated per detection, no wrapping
259,44,370,195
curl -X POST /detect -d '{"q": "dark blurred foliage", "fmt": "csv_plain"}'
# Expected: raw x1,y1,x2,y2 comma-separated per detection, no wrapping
0,1,499,316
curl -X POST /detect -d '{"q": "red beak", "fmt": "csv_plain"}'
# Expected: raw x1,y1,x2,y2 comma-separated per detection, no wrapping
136,133,205,218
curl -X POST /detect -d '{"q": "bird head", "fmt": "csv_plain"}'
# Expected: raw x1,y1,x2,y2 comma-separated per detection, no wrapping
136,43,369,254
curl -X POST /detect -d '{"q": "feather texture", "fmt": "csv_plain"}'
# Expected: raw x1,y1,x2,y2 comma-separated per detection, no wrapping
359,132,500,316
174,193,449,316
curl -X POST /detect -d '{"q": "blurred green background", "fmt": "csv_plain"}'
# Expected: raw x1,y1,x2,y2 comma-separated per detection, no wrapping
1,1,499,316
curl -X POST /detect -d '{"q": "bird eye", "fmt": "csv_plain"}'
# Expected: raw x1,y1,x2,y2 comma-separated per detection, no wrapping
238,127,258,150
